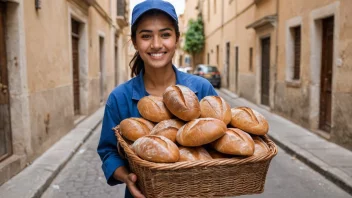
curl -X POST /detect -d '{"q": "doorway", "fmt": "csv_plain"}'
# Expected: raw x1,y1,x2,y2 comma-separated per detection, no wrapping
0,2,12,162
114,35,119,86
71,19,80,116
225,42,230,88
261,37,270,106
99,36,105,103
319,16,334,133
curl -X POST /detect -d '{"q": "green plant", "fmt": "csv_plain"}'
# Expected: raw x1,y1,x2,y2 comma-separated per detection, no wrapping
184,15,205,66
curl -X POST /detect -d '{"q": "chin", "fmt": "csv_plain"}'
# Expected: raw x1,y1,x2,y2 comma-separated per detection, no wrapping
146,61,173,69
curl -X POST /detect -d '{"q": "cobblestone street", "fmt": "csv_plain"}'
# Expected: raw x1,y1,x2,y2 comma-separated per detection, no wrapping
41,124,126,198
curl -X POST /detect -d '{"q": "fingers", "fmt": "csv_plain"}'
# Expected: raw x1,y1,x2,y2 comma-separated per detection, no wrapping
126,173,145,198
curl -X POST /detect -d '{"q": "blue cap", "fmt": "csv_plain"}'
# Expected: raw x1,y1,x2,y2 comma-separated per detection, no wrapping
131,0,178,26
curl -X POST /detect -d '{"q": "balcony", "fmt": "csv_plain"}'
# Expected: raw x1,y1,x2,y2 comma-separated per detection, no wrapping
116,0,128,27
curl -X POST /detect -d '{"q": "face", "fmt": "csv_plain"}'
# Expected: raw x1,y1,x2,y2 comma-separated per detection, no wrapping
133,13,178,70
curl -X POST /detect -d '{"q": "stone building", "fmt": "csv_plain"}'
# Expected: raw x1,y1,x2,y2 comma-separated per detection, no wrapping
183,0,352,150
0,0,130,185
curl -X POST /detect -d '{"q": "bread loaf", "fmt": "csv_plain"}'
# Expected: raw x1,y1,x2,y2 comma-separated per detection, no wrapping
230,107,269,135
212,128,254,156
207,149,231,159
252,136,270,157
178,146,212,161
163,85,200,121
120,118,155,141
132,135,180,163
200,96,232,124
176,118,227,146
150,119,184,142
137,96,173,122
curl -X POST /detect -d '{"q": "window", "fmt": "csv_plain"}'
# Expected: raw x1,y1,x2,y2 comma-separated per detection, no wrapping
249,47,253,72
216,45,219,67
293,26,301,80
285,16,302,85
207,53,210,64
117,0,125,16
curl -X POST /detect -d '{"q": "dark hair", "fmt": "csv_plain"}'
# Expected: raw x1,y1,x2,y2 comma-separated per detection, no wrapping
129,10,180,78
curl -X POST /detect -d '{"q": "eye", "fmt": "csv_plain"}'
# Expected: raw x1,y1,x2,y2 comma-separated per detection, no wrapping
141,34,151,39
161,33,171,38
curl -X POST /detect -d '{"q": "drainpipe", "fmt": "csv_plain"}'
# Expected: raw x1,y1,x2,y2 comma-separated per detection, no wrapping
273,0,279,110
221,0,224,85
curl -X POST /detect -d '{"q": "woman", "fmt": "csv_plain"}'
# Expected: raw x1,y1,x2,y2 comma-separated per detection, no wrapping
97,1,217,197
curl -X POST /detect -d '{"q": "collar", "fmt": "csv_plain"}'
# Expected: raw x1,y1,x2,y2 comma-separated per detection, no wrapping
132,65,197,100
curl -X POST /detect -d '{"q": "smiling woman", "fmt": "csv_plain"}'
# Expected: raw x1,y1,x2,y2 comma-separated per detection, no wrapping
97,1,217,198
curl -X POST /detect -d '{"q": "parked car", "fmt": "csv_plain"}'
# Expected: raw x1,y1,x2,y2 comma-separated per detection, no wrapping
193,64,221,88
178,66,193,74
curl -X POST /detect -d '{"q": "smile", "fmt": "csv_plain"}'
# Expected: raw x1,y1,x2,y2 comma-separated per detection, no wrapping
148,52,167,59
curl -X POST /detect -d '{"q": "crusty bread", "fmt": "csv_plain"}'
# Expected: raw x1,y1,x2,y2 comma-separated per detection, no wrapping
150,119,185,142
230,107,269,135
137,95,173,122
132,135,180,163
176,118,227,146
252,136,270,157
163,85,201,121
200,96,232,124
212,128,255,156
178,146,212,161
207,149,231,159
120,118,155,141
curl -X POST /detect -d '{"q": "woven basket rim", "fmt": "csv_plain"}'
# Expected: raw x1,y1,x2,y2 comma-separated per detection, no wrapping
114,126,278,170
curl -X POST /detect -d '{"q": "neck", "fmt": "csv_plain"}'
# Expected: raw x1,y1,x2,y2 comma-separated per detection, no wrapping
143,65,176,96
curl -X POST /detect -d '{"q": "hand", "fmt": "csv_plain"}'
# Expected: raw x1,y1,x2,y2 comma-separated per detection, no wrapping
113,166,145,198
125,173,145,198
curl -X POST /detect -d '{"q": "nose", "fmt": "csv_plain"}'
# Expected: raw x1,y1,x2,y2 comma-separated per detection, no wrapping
151,36,162,50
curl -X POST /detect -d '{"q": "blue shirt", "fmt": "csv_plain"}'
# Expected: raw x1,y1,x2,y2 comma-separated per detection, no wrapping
97,66,218,193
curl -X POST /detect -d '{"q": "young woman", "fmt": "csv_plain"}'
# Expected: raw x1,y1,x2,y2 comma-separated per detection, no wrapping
97,1,217,197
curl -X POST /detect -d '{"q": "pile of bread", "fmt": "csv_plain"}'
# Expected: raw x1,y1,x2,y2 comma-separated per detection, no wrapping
117,85,270,163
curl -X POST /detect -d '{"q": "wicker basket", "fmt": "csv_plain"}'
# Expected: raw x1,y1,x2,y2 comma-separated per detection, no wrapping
115,127,278,198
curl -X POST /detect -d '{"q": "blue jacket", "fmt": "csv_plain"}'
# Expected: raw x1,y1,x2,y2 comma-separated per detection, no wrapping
97,66,218,193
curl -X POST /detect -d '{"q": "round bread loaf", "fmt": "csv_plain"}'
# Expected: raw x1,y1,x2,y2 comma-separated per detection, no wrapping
200,96,232,124
230,107,269,135
120,118,155,141
178,146,212,161
150,119,185,142
176,118,227,146
132,135,180,163
137,95,173,122
163,85,200,121
252,136,270,157
211,128,255,156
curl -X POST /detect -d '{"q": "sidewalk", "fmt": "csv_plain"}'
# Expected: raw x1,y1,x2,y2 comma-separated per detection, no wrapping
1,90,351,198
0,108,104,198
218,88,352,195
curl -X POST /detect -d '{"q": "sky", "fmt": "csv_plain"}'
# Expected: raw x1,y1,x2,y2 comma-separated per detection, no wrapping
129,0,185,23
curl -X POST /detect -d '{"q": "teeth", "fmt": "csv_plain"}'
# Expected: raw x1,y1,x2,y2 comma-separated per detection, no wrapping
150,53,164,57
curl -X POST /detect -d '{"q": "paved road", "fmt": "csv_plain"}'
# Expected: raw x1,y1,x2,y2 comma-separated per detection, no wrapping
41,123,351,198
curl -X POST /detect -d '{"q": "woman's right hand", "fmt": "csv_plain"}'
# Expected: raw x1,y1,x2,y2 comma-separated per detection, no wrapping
114,166,145,198
125,173,145,198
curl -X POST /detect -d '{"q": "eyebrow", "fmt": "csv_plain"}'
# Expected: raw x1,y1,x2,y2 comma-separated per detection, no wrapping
138,28,173,34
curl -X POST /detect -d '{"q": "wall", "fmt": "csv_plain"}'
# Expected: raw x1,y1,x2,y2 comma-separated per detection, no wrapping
275,0,352,149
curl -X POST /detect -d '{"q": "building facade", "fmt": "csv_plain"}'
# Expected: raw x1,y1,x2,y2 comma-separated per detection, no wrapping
0,0,130,185
182,0,352,150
